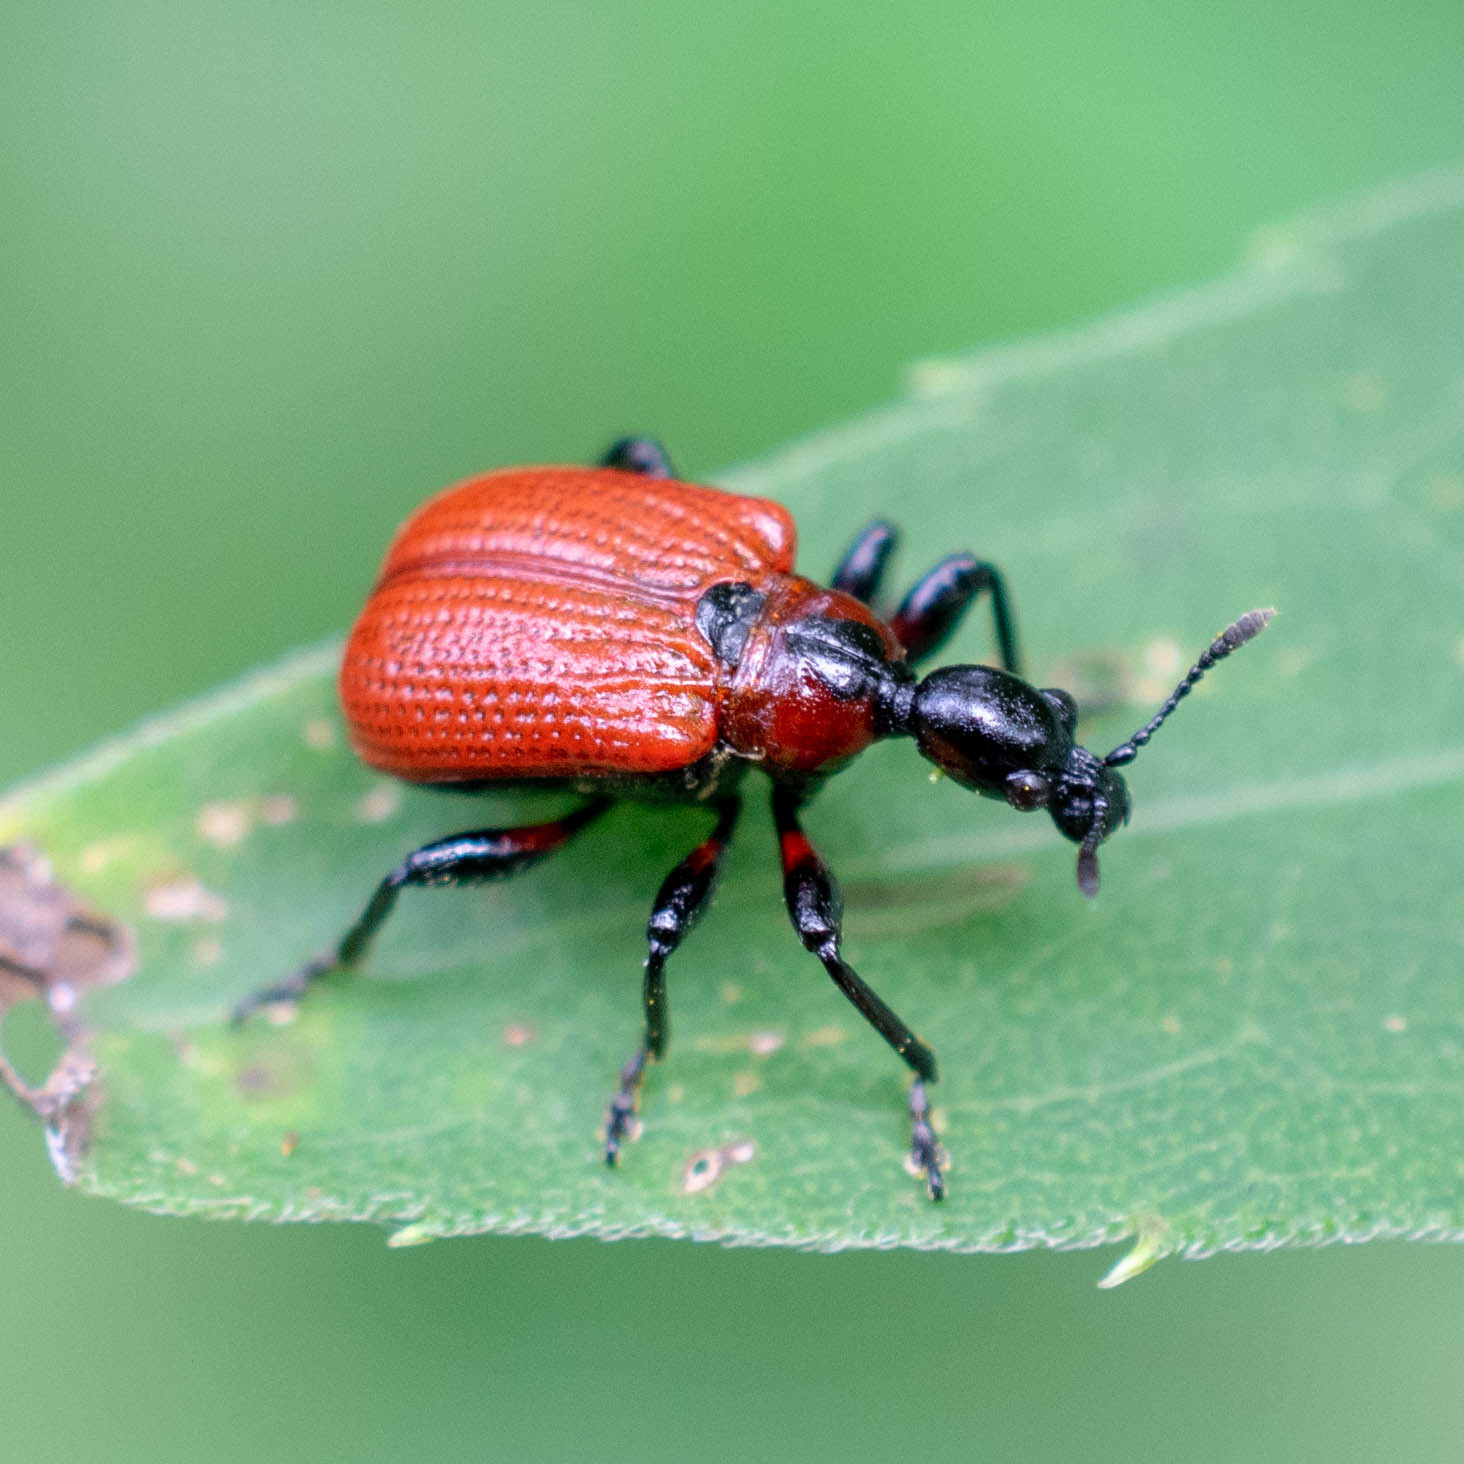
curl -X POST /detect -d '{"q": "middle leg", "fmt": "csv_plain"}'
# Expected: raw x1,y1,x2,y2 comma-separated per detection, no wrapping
604,797,742,1164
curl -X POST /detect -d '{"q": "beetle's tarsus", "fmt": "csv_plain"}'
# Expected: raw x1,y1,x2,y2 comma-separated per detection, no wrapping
603,1048,648,1164
230,956,333,1027
908,1078,946,1201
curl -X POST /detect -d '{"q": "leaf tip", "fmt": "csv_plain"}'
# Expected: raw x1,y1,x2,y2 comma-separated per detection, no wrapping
386,1222,438,1249
1097,1217,1172,1289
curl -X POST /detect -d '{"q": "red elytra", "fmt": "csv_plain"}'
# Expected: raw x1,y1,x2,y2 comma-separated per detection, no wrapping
340,464,901,785
238,437,1270,1202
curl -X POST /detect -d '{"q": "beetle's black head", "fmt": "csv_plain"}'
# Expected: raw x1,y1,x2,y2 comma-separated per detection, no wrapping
898,609,1273,897
903,664,1127,894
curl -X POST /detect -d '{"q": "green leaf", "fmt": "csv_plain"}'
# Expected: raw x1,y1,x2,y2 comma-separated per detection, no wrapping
5,167,1464,1263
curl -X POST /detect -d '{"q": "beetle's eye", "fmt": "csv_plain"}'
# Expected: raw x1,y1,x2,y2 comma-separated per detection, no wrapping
1004,771,1049,811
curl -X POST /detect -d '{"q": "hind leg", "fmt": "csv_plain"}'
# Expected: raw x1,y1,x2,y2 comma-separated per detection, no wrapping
232,800,611,1024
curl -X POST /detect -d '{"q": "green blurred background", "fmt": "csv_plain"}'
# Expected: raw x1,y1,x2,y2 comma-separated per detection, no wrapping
4,3,1464,1460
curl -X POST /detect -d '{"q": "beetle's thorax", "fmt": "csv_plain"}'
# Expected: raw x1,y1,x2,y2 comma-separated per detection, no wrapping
707,576,909,778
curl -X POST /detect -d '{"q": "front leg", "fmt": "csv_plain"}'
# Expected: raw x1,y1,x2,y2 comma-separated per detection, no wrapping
891,554,1022,675
604,798,741,1164
771,785,945,1199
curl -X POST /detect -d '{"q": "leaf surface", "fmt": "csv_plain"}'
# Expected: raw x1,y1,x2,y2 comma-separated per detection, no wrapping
6,169,1464,1261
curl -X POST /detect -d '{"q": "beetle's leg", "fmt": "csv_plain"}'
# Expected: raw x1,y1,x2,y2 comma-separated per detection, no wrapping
890,553,1021,676
831,519,899,604
231,799,612,1025
771,785,945,1199
599,436,678,479
605,797,741,1164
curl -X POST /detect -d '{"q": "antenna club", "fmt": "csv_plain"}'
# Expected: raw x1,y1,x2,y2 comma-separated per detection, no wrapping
1212,607,1275,658
1103,607,1274,768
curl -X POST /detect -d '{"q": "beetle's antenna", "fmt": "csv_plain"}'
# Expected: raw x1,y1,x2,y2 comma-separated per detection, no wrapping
1103,609,1273,768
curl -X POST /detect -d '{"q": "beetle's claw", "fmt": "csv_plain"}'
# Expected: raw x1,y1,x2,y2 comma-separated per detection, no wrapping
603,1111,632,1166
229,956,333,1028
921,1149,946,1202
602,1095,641,1166
907,1078,947,1202
229,981,300,1028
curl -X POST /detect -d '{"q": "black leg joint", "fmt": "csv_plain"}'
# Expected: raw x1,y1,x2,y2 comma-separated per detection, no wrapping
891,554,1021,674
645,800,739,961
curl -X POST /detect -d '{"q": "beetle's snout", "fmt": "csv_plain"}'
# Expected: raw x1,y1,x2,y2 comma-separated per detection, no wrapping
1049,751,1129,897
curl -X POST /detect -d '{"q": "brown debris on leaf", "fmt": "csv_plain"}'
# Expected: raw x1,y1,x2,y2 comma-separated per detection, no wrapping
0,843,133,1149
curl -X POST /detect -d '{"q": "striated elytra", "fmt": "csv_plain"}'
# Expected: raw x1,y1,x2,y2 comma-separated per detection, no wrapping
235,437,1271,1199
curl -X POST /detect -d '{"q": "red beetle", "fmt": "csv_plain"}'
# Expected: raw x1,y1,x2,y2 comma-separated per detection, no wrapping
236,438,1269,1198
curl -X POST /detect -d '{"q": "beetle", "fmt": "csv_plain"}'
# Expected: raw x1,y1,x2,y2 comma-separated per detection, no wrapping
234,436,1270,1199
